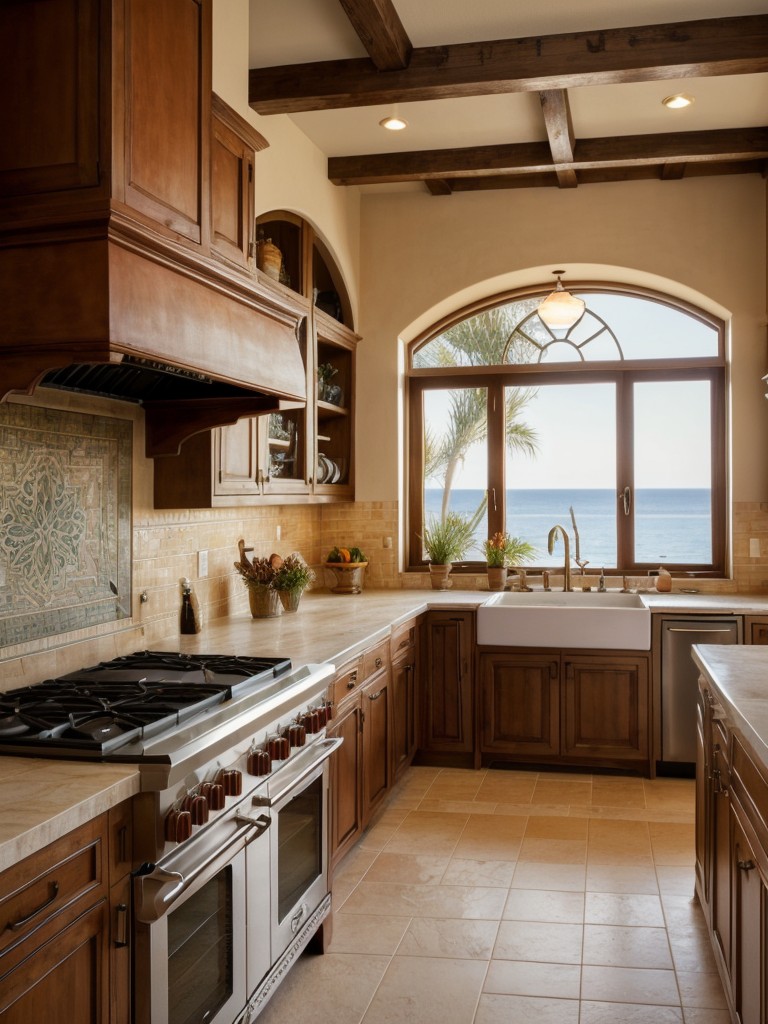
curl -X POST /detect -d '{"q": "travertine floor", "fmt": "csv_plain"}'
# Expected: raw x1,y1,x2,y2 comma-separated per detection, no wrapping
257,767,728,1024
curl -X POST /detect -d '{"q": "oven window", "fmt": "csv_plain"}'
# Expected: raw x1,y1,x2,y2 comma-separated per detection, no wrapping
278,775,322,921
167,868,234,1024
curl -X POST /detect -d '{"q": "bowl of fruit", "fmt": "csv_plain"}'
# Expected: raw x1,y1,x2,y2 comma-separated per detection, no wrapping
324,546,368,593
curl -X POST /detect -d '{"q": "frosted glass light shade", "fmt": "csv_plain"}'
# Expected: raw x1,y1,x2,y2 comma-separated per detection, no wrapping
538,278,585,330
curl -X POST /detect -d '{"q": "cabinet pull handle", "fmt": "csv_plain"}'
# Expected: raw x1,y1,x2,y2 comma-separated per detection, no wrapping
347,680,356,690
375,657,383,669
738,859,756,872
115,903,129,948
368,688,385,701
8,881,59,931
398,638,409,649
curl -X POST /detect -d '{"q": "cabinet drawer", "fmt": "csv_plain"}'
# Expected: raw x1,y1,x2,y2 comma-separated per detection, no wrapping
0,816,106,957
390,621,416,660
331,656,363,707
363,639,390,680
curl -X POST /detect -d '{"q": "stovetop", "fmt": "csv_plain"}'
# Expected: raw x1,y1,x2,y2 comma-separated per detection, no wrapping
0,650,291,756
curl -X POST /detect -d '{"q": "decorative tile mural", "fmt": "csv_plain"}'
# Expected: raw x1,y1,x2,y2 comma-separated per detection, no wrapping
0,404,132,647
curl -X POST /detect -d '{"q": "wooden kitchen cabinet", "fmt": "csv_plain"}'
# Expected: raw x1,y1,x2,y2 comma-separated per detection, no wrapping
419,611,475,764
390,620,419,779
361,669,392,826
327,675,364,868
745,617,768,645
477,648,650,771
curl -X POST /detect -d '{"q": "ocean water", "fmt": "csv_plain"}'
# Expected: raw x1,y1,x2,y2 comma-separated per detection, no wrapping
424,488,712,566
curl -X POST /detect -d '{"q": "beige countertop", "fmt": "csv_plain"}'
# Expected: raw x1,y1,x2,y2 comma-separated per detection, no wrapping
692,644,768,770
4,586,768,872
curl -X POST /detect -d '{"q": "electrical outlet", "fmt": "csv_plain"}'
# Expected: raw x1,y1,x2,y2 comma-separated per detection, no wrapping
383,536,393,549
198,550,209,577
750,538,761,558
276,524,282,541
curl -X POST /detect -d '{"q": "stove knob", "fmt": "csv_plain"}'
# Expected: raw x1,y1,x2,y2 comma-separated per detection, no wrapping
247,750,272,776
323,702,333,723
201,781,226,810
303,710,321,734
221,769,242,797
183,794,209,826
268,735,290,760
288,724,306,747
165,809,193,844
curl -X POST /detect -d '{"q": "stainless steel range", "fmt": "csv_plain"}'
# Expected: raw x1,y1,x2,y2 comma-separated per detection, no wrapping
0,650,338,1024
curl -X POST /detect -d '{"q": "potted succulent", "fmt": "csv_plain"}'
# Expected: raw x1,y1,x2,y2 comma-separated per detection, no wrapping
324,545,367,593
421,512,476,590
483,531,536,591
234,541,282,618
272,553,315,612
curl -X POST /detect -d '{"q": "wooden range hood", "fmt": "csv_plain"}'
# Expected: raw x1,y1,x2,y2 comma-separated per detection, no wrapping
0,0,307,458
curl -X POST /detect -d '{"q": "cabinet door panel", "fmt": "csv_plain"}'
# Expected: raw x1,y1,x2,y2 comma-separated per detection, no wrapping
562,656,648,761
732,812,765,1024
422,613,473,753
328,700,362,865
392,650,416,778
124,0,209,242
362,673,391,826
215,419,260,494
480,653,559,756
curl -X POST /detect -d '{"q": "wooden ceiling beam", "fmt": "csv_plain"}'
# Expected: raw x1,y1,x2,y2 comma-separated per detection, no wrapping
328,127,768,185
249,14,768,114
337,0,412,70
539,89,578,189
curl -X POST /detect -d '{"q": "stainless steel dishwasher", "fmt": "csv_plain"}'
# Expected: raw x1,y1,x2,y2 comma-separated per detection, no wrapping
659,616,741,773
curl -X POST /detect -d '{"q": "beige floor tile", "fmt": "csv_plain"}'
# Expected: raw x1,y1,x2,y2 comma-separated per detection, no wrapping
333,844,380,885
442,857,516,887
676,971,729,1009
517,837,587,864
483,959,582,999
581,965,680,1005
474,993,580,1024
650,822,696,865
586,863,660,894
580,1001,683,1023
680,1009,731,1024
583,924,673,968
255,952,391,1024
589,783,648,809
495,802,569,817
503,888,585,924
656,865,697,895
452,814,526,861
533,780,593,805
585,892,665,926
396,916,498,959
361,955,486,1024
363,852,449,885
328,914,411,955
511,861,587,892
668,931,719,973
525,815,590,839
493,919,583,964
383,810,468,856
418,798,500,815
660,893,708,930
476,777,538,803
589,819,651,841
341,880,508,920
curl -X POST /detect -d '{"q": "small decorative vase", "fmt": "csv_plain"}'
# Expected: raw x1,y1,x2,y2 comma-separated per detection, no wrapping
325,562,367,594
248,586,283,618
487,566,507,591
256,238,282,281
428,563,453,590
278,588,303,613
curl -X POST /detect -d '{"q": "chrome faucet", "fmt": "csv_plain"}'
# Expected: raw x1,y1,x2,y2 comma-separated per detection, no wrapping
547,525,572,592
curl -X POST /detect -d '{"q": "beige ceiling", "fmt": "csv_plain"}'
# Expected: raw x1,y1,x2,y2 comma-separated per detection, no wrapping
248,0,768,193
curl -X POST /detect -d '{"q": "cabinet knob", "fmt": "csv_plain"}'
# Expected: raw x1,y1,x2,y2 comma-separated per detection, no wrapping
738,859,756,872
375,657,383,669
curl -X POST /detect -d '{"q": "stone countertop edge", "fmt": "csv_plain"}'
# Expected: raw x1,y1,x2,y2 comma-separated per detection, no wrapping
3,587,768,871
692,644,768,773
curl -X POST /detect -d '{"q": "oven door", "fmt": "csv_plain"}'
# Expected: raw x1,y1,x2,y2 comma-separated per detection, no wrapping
252,737,341,963
133,807,271,1024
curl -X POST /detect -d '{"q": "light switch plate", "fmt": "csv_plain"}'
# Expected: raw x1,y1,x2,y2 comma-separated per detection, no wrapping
198,550,209,577
750,538,760,558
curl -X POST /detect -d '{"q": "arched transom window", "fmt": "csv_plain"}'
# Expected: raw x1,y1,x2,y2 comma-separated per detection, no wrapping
407,285,726,576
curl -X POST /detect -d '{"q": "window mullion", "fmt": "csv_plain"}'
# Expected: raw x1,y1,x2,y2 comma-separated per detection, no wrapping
487,381,505,539
616,374,635,569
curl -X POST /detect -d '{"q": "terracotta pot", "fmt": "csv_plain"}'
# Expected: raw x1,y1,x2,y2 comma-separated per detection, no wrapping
248,586,283,618
428,563,453,590
487,566,507,591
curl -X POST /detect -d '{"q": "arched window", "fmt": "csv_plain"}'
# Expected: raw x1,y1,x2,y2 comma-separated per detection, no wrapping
406,284,726,577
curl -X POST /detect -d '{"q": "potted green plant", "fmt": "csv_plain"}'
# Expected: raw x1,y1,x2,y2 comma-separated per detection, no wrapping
233,542,282,618
421,512,476,590
272,553,315,612
483,531,536,591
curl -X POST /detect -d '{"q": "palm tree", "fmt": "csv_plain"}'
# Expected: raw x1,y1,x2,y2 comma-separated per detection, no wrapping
421,302,540,527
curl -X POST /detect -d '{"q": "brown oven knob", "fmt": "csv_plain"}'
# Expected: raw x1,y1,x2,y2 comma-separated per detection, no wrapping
165,809,193,843
247,749,272,776
268,735,290,760
303,710,321,734
183,794,209,826
287,724,306,747
220,769,242,797
201,781,226,810
323,702,333,723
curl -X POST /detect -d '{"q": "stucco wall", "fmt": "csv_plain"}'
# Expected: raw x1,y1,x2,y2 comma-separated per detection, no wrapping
356,176,768,504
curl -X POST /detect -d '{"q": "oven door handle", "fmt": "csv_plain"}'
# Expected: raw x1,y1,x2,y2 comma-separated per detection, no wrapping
252,737,343,808
133,812,271,923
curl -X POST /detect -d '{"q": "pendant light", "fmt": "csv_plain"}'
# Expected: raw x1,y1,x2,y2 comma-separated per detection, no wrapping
537,270,585,332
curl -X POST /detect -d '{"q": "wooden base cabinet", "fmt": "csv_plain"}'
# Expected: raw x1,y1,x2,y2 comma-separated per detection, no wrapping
419,612,474,762
478,649,650,770
391,620,419,779
0,806,133,1024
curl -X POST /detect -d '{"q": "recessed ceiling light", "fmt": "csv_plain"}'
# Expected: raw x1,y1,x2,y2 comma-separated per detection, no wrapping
379,116,407,131
662,93,695,110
